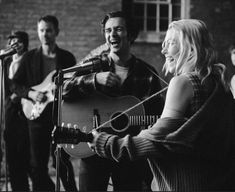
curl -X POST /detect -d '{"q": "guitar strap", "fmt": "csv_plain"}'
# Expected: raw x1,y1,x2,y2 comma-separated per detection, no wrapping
145,65,169,87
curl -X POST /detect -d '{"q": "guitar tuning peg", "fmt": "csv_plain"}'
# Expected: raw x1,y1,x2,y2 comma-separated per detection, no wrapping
82,126,87,132
71,144,74,149
73,124,79,129
67,123,72,128
61,122,65,127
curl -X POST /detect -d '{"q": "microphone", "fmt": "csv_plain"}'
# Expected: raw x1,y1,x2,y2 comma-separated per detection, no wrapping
0,46,17,59
62,56,110,75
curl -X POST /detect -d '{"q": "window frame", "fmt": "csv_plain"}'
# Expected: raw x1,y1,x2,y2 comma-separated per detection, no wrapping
131,0,190,43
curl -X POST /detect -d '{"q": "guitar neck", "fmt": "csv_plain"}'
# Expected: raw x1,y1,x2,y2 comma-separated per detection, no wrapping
129,115,158,126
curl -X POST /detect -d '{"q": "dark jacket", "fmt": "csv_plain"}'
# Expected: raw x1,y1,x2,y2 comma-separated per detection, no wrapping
11,46,76,99
64,55,164,114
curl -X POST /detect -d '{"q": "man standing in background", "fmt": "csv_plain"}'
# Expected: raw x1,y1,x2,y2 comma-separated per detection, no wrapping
11,15,77,191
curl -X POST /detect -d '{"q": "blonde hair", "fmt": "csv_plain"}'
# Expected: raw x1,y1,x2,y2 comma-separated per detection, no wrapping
163,19,227,88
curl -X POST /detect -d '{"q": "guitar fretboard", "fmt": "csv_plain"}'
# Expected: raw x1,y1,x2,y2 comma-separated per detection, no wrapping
129,115,158,126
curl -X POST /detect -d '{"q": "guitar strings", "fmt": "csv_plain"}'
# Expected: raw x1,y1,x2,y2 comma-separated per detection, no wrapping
95,86,168,131
60,58,169,132
94,65,169,131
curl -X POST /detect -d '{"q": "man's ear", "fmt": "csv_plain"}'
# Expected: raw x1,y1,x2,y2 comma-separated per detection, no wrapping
56,28,60,36
127,34,135,44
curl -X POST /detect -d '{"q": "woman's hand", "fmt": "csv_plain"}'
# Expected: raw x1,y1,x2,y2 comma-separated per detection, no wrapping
87,129,99,151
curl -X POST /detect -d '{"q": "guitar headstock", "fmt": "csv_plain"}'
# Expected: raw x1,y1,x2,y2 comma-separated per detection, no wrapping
51,123,92,144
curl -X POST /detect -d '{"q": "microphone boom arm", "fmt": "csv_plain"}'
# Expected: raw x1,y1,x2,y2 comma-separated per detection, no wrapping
62,57,110,76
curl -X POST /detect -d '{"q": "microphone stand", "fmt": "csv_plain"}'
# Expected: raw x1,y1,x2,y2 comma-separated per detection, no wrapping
51,60,109,191
0,45,18,191
52,70,63,192
0,58,8,192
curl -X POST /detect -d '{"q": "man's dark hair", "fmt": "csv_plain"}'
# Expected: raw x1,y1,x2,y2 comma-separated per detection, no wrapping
38,15,59,33
101,11,139,44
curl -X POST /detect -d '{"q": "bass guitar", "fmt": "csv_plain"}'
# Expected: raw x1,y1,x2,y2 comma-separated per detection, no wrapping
60,92,158,158
21,70,56,120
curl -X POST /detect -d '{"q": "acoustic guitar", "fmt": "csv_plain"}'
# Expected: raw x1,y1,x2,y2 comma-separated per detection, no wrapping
60,92,158,158
21,70,56,120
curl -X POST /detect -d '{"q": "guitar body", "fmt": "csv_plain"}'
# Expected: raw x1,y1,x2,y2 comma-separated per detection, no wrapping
21,71,56,120
61,92,145,158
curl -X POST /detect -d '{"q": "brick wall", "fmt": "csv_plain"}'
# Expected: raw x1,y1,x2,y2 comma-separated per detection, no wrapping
0,0,122,61
190,0,235,63
0,0,235,82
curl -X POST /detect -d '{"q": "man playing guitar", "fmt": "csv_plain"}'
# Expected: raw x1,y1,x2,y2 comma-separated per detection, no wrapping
11,15,77,191
62,11,164,191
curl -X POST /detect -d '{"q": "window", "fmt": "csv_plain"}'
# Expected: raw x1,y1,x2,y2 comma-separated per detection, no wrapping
123,0,189,43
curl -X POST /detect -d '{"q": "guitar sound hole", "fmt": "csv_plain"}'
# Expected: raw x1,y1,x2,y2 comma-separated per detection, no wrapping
110,112,129,132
